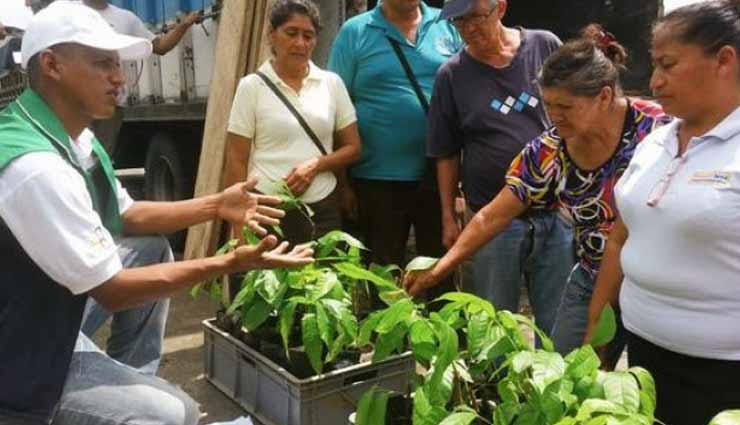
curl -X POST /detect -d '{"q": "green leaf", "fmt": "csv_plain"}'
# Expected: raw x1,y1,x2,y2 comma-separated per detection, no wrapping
242,296,273,331
710,411,740,425
379,289,411,305
590,305,617,347
494,401,520,425
511,313,554,352
627,367,655,419
575,399,628,421
358,311,383,346
302,313,323,375
405,256,439,272
409,320,437,362
413,387,450,425
278,300,297,355
316,230,367,258
376,299,415,334
256,270,284,305
467,311,490,357
326,333,348,363
539,380,567,424
333,262,398,291
565,345,601,380
315,303,334,347
426,315,459,405
603,372,640,413
226,274,258,315
512,350,535,373
435,292,496,318
532,351,566,392
373,323,407,362
356,388,391,425
438,412,476,425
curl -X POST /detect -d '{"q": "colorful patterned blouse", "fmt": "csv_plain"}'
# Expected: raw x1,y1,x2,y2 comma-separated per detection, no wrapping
506,99,671,278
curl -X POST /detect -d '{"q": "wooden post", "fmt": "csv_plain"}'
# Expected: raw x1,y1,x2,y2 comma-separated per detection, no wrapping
184,0,271,261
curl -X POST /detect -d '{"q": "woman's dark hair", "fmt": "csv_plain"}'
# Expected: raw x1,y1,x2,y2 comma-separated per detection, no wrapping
269,0,322,33
655,0,740,56
538,24,628,97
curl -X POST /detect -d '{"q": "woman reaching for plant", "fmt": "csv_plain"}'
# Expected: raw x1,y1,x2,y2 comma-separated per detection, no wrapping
404,25,671,365
223,0,361,245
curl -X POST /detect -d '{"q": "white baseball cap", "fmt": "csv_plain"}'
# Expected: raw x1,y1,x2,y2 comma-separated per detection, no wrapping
20,0,152,69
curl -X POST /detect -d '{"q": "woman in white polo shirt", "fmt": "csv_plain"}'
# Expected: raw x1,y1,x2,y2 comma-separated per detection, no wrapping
585,1,740,423
224,0,361,244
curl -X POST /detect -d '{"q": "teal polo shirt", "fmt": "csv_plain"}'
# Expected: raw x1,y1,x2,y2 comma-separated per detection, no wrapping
328,2,461,181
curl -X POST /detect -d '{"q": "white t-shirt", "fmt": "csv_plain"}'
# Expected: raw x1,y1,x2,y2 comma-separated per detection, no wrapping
0,129,133,295
86,2,156,106
227,60,357,203
616,106,740,360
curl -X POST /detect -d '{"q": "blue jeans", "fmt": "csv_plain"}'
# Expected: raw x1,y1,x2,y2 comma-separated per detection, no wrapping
470,211,574,341
81,236,172,375
52,333,201,425
551,264,627,366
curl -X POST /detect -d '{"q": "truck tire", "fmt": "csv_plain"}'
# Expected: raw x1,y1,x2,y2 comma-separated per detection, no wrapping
145,134,192,251
145,133,189,202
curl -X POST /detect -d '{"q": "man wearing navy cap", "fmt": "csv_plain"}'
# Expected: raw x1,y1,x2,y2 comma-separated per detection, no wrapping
425,0,574,341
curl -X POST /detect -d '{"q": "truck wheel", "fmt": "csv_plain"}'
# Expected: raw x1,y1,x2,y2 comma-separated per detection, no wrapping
145,134,188,202
145,134,192,251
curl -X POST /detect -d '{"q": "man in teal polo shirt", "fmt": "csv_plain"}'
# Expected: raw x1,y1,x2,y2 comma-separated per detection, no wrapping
328,0,461,268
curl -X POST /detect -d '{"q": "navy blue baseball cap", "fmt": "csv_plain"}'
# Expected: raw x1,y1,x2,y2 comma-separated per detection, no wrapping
440,0,476,20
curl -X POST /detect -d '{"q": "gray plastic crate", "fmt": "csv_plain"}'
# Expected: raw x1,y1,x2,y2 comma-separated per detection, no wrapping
203,319,414,425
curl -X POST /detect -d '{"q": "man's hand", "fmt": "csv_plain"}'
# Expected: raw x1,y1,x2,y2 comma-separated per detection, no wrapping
181,11,201,28
441,215,461,249
232,235,314,270
0,24,6,40
403,268,442,298
285,158,319,195
218,177,285,236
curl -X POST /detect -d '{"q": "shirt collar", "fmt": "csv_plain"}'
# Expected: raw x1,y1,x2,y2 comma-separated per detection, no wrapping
702,104,740,142
15,89,77,159
259,59,322,89
655,104,740,151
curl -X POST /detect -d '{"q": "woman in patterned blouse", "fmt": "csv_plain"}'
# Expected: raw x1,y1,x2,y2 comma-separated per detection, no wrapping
405,24,671,365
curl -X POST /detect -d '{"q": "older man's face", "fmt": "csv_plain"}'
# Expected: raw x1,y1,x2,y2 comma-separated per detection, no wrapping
454,0,504,48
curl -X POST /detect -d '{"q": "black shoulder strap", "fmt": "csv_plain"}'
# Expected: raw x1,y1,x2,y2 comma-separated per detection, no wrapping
386,36,429,114
256,71,328,156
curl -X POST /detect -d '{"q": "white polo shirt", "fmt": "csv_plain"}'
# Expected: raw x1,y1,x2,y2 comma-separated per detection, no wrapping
616,105,740,360
0,129,131,295
227,60,357,203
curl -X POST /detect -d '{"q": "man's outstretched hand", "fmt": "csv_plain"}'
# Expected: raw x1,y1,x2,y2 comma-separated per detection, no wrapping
231,235,314,271
218,177,286,236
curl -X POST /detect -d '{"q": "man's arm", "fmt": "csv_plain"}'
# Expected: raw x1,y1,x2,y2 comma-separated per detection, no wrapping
89,235,312,311
437,154,461,248
151,12,199,55
121,177,283,236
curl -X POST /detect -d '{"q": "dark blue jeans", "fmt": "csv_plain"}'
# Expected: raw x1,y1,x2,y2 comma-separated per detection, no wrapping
470,211,574,342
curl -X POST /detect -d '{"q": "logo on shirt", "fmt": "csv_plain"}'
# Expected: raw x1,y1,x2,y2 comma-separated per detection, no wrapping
88,226,112,252
490,91,540,115
435,36,457,56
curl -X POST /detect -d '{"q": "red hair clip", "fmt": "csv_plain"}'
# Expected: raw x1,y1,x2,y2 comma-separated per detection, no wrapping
598,31,617,49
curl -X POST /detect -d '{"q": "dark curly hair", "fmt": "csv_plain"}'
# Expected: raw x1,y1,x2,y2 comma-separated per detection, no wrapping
269,0,322,33
538,24,628,97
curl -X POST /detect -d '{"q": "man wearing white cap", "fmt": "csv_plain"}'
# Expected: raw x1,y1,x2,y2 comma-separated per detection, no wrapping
0,2,313,424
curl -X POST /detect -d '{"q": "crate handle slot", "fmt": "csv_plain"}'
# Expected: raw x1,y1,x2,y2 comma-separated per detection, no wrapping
343,369,379,386
240,353,256,367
